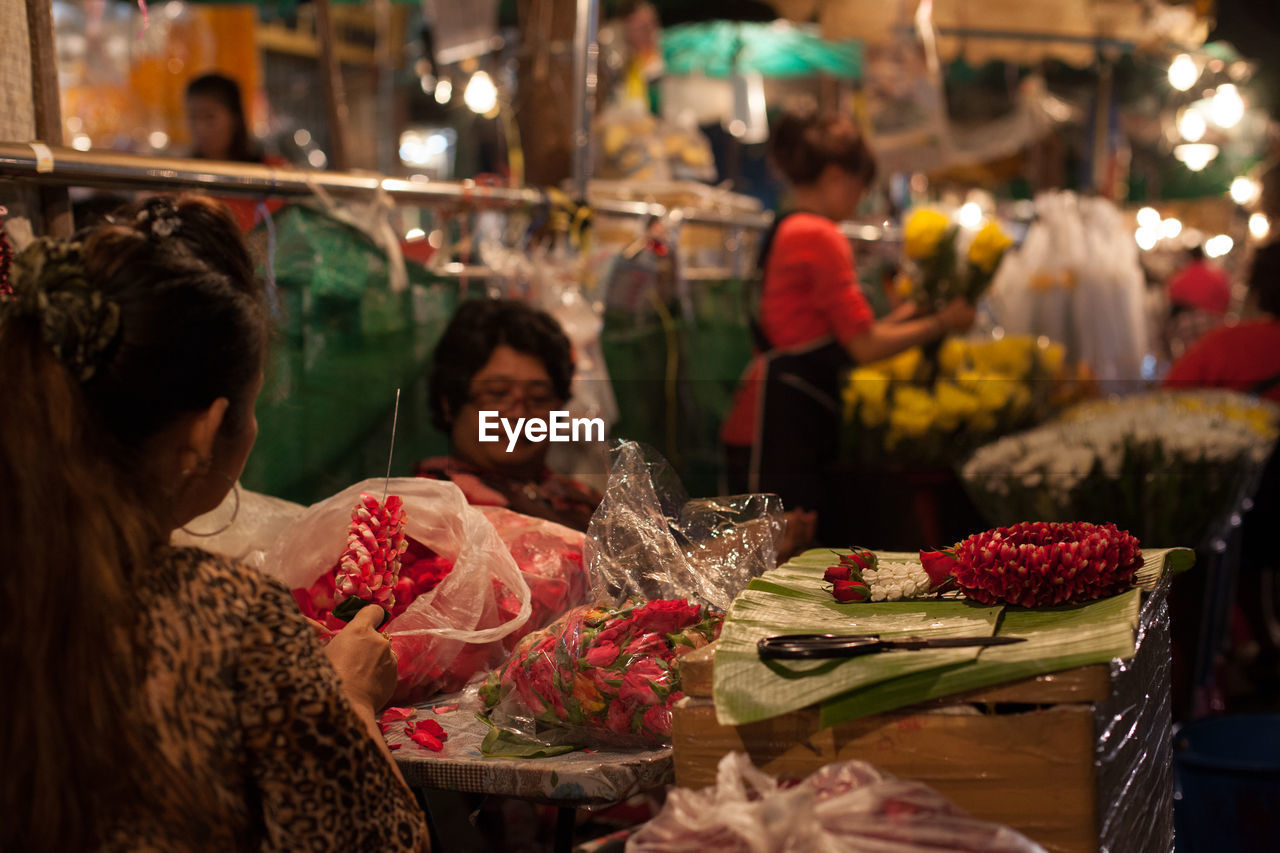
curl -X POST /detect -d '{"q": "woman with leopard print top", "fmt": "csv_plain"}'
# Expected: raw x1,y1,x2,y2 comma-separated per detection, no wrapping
0,196,429,851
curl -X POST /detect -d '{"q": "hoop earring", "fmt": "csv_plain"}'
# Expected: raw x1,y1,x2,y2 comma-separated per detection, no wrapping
180,474,241,538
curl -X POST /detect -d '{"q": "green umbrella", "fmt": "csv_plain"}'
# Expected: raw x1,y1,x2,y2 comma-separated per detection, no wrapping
662,20,861,79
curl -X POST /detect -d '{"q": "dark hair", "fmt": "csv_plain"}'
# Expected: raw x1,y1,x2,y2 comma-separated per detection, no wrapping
0,195,268,850
1248,240,1280,316
769,109,877,187
428,299,573,431
1188,244,1205,262
185,72,254,162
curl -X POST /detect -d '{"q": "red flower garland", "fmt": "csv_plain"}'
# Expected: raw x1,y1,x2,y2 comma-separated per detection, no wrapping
921,521,1143,608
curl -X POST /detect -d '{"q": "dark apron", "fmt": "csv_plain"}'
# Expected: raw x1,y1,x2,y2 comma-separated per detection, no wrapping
745,212,854,523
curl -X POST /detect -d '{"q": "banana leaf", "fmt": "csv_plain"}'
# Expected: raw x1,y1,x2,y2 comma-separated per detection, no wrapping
713,547,1193,728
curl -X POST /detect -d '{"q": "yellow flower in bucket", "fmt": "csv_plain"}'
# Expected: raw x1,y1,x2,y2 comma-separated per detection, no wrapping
904,209,951,260
935,381,982,431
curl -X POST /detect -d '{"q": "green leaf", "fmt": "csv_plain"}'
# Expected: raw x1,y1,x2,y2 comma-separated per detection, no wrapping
478,721,577,759
713,547,1193,728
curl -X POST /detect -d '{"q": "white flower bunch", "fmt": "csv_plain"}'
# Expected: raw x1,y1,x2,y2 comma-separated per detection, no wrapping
861,561,935,602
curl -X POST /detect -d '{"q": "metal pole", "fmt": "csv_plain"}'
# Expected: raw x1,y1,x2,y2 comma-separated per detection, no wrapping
314,0,350,171
569,0,599,202
0,143,828,234
24,0,72,237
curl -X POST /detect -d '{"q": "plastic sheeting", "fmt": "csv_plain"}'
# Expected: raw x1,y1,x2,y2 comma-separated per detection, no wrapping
585,441,784,612
986,192,1149,391
1095,572,1174,853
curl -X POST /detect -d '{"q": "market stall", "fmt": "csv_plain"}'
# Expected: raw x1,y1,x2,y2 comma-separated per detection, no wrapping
672,543,1194,853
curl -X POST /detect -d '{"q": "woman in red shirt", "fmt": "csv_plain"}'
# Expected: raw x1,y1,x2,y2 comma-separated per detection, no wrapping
1164,241,1280,402
722,111,974,543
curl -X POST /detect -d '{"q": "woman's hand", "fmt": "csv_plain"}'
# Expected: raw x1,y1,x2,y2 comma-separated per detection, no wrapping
936,298,977,334
323,605,397,713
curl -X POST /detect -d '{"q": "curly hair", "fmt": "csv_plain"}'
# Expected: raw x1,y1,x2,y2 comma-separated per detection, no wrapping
769,109,877,188
428,299,574,431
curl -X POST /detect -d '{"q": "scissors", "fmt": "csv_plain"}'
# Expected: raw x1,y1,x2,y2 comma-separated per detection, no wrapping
757,633,1026,660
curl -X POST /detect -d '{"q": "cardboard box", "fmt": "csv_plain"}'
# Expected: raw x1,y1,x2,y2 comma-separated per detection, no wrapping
672,592,1173,853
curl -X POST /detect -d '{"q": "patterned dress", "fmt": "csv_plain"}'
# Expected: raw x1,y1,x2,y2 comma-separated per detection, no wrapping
100,546,429,852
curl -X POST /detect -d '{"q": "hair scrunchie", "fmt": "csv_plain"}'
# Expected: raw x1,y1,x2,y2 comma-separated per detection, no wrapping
2,238,121,382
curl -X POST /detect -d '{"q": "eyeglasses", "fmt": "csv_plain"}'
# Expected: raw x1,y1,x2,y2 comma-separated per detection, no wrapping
466,379,561,412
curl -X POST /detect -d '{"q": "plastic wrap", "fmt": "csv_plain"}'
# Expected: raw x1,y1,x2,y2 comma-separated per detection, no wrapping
986,192,1148,392
481,600,722,750
585,441,784,612
171,486,304,567
1095,572,1174,853
627,752,1044,852
262,477,532,704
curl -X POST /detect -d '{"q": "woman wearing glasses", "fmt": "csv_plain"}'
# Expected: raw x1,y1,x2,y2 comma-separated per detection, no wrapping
417,298,602,531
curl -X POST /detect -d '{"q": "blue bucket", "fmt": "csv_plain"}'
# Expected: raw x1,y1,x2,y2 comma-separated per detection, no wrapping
1174,714,1280,852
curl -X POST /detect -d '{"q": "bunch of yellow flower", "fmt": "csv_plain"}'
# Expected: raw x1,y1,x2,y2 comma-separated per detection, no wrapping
899,208,1013,307
841,335,1071,466
904,209,951,260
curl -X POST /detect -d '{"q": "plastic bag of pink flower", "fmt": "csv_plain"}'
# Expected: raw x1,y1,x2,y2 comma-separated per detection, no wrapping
264,478,535,704
480,599,722,749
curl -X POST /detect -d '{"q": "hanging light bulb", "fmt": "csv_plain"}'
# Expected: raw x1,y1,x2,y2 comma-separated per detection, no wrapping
1210,84,1245,129
1161,218,1183,240
464,71,498,115
1168,54,1198,92
1137,207,1162,230
434,78,453,105
1177,107,1207,142
1230,177,1260,206
957,202,984,229
1249,213,1270,240
1204,234,1234,258
1174,143,1219,172
1135,228,1159,251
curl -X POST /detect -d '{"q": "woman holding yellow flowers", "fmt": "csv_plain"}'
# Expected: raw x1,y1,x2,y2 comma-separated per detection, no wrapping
722,109,976,544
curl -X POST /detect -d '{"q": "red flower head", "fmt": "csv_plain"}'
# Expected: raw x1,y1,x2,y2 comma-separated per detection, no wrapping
832,579,871,603
948,522,1142,607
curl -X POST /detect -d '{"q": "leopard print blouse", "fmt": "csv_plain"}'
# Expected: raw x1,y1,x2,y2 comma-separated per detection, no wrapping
101,546,429,851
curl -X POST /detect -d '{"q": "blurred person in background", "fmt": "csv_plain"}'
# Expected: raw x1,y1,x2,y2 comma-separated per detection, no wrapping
185,73,284,231
418,298,603,532
721,109,975,545
1165,240,1280,704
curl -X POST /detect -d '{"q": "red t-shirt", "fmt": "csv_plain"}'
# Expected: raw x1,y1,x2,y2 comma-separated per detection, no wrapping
1163,319,1280,403
721,213,875,447
1167,260,1231,315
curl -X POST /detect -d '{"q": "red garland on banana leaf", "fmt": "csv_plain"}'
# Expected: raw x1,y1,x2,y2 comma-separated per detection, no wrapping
920,521,1143,608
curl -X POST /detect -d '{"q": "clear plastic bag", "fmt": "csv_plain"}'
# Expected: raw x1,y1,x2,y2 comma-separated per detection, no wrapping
171,486,304,568
480,599,722,749
262,477,532,704
627,752,1046,852
477,506,591,648
585,441,784,612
